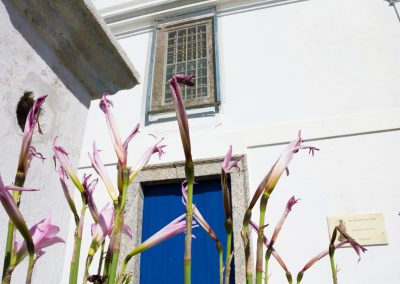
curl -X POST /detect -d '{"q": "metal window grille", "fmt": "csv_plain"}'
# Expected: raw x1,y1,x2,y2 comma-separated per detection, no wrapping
163,23,209,104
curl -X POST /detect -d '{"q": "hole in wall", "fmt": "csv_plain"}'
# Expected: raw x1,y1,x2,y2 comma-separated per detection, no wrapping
16,91,34,131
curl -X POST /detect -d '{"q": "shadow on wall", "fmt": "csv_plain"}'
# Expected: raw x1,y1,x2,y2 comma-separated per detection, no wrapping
2,0,91,107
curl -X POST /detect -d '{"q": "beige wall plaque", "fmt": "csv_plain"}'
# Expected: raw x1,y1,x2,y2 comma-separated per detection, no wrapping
327,212,388,246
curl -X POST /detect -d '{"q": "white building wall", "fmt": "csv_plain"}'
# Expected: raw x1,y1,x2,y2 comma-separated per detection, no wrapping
0,2,91,283
74,0,400,283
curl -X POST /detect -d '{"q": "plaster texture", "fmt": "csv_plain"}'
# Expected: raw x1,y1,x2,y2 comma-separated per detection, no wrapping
75,0,400,283
0,0,139,283
3,0,140,97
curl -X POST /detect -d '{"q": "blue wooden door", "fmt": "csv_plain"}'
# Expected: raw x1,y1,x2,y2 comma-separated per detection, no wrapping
140,178,235,283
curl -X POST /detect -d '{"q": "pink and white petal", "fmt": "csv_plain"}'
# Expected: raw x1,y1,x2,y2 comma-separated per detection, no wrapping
122,224,133,239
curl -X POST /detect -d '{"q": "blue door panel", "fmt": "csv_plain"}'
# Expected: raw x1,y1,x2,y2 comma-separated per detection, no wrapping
140,178,235,284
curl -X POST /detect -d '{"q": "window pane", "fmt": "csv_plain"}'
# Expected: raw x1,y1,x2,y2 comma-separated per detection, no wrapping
163,22,211,104
197,77,207,86
176,63,186,73
188,27,196,35
186,88,195,99
198,68,207,77
168,39,175,46
198,25,206,33
187,70,195,76
178,37,186,44
197,87,207,97
198,59,207,68
167,52,175,64
187,61,196,71
178,29,186,37
168,31,176,39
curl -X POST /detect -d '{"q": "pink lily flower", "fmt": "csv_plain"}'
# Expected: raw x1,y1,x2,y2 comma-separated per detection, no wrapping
27,146,46,169
4,185,38,192
330,225,367,262
17,95,47,174
297,226,366,282
168,75,195,161
221,145,243,219
82,173,100,223
222,145,244,174
52,136,84,193
139,213,196,251
181,181,220,243
249,220,289,274
122,213,197,274
268,196,299,248
88,141,118,202
99,92,140,167
129,138,166,183
90,203,132,244
249,131,318,209
14,214,64,264
0,174,34,252
57,168,79,223
300,241,349,274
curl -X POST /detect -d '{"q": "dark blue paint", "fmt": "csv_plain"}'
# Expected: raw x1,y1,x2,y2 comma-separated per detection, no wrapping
140,178,235,284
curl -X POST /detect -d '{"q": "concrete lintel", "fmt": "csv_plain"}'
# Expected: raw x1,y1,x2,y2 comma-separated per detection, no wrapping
8,0,140,98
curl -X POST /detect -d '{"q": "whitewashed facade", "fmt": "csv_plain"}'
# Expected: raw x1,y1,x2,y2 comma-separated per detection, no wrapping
71,0,400,283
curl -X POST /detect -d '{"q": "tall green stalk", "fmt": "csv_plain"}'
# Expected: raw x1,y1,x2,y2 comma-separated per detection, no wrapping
286,271,293,284
69,200,86,284
104,168,129,284
2,173,25,280
264,248,272,284
225,231,232,281
329,245,338,284
218,247,223,284
242,208,253,284
25,255,35,284
97,242,105,275
184,161,194,284
221,169,233,283
256,195,269,284
296,271,304,284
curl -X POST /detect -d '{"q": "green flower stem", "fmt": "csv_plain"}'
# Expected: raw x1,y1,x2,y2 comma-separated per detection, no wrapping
329,245,338,284
296,271,304,284
264,249,272,284
3,221,16,282
2,173,25,280
256,195,269,284
184,161,194,284
25,254,35,284
69,200,86,284
104,168,129,284
242,209,253,284
2,264,14,284
224,247,235,284
215,243,223,284
121,244,144,276
286,271,293,284
221,170,233,284
83,240,101,283
225,230,232,282
97,241,105,275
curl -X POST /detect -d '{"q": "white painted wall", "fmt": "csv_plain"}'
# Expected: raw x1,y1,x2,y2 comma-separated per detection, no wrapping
0,2,92,283
74,0,400,283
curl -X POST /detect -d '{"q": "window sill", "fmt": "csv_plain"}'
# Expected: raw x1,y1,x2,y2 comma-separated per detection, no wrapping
146,103,220,124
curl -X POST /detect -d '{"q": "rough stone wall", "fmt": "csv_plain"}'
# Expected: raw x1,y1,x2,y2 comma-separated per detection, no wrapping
0,2,92,283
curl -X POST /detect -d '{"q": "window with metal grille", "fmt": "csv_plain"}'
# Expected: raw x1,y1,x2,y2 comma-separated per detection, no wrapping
164,24,209,104
149,17,217,114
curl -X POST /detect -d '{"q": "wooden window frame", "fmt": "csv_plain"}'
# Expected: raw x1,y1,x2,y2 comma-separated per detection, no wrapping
149,16,217,114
